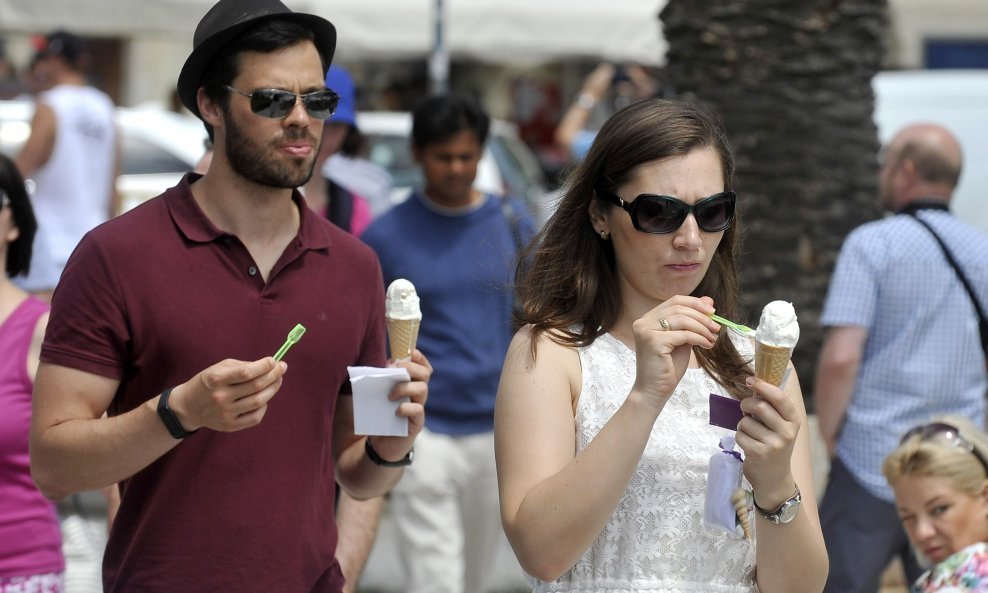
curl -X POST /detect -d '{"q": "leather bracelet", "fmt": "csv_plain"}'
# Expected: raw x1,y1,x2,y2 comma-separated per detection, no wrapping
364,437,413,467
156,387,198,439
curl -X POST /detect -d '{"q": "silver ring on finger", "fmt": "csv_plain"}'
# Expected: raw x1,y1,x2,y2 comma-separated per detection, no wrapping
659,318,671,331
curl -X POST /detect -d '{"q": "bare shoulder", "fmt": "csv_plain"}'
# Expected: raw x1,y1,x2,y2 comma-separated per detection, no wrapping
502,325,582,410
505,325,581,372
497,326,583,488
32,311,49,341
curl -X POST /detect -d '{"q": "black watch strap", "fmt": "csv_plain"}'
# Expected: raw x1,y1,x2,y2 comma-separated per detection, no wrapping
157,387,198,439
364,437,413,467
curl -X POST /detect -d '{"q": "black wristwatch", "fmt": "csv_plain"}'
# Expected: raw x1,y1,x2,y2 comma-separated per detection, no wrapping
364,437,413,467
157,387,198,439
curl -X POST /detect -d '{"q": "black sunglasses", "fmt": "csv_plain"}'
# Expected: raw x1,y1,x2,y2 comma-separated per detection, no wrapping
596,189,736,234
901,422,988,475
225,86,339,120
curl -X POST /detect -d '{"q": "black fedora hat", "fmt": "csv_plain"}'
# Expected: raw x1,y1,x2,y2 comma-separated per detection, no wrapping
177,0,336,118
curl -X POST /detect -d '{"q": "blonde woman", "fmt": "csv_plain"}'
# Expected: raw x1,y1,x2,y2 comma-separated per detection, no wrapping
884,416,988,593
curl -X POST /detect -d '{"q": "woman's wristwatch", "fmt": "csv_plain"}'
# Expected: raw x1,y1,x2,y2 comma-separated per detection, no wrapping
754,486,801,524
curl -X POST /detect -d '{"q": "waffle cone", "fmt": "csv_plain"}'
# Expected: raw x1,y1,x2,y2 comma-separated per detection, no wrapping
387,317,420,361
754,342,792,387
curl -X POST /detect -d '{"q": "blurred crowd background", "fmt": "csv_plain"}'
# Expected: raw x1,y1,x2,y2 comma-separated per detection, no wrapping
2,1,988,592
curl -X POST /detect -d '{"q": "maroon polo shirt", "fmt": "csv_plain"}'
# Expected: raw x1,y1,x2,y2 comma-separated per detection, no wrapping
41,174,387,593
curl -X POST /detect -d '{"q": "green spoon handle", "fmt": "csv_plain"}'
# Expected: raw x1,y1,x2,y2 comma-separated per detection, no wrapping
710,314,754,335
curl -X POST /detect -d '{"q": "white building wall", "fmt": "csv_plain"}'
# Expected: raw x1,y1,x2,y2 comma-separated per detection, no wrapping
124,38,188,108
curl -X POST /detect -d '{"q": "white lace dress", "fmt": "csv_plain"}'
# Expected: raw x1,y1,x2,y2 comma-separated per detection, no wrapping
530,332,757,593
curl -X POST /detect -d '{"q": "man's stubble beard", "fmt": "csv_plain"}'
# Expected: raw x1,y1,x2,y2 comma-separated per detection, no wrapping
224,114,319,189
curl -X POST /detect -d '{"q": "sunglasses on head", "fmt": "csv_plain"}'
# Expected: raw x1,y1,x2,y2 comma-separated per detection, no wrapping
901,422,988,475
224,86,339,120
596,189,736,234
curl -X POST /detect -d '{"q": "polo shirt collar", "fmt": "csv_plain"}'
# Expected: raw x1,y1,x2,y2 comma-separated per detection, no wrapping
166,173,332,250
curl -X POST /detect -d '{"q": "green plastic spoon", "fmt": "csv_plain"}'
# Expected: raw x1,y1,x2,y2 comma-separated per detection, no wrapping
274,323,307,361
710,314,754,335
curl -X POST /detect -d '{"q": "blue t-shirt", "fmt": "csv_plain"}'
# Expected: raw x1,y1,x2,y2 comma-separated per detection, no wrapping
360,191,536,435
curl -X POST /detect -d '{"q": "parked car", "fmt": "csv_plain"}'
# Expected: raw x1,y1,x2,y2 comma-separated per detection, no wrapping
0,99,207,214
357,111,556,225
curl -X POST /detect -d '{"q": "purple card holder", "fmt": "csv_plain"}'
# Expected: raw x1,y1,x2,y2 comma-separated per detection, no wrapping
709,393,743,430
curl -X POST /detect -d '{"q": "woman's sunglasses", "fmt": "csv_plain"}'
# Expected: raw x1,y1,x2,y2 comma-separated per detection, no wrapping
225,86,340,120
901,422,988,475
596,189,736,234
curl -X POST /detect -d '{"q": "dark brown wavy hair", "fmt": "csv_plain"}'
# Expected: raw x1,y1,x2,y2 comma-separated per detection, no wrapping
516,98,751,399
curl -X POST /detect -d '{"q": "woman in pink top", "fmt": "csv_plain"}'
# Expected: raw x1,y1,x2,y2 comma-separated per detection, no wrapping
0,153,63,593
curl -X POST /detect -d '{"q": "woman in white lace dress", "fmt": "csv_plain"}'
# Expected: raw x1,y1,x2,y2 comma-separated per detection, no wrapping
495,98,827,593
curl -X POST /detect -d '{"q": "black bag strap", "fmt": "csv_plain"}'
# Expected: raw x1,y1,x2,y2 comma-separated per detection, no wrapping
907,212,988,358
498,195,526,255
498,195,530,330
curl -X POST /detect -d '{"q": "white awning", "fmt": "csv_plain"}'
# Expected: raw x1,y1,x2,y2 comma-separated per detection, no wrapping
0,0,668,65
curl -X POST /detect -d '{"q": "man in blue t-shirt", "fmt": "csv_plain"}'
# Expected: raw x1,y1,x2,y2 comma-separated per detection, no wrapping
360,94,535,593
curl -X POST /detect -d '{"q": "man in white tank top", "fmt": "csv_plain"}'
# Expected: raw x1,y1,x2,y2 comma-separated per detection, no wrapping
15,30,118,300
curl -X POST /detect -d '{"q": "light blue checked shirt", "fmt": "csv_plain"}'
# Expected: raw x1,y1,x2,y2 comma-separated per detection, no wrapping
822,208,988,501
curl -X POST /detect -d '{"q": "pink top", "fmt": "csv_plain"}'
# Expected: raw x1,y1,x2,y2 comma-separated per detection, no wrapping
0,296,63,577
349,193,373,237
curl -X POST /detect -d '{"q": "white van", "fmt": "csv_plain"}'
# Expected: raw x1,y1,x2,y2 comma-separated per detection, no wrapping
872,70,988,234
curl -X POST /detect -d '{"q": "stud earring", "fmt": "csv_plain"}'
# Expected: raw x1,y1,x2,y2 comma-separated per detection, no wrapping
599,230,609,240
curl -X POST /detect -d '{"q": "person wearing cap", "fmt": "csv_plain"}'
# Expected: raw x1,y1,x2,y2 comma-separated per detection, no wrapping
302,65,373,235
14,29,119,301
298,63,389,593
28,1,430,592
320,66,394,219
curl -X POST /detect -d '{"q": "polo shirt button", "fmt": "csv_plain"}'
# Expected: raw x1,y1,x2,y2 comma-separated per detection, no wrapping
248,266,257,276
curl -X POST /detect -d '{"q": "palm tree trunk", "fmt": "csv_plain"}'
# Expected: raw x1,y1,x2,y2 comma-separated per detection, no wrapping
660,0,888,407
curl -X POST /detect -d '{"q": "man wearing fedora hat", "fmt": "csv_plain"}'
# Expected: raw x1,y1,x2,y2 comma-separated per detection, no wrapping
28,2,430,592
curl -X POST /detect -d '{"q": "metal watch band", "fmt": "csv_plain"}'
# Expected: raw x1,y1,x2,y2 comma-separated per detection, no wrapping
156,387,198,439
754,486,801,524
364,437,413,467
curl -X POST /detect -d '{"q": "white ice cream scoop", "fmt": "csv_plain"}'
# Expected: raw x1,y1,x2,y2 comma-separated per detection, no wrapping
755,300,800,349
385,279,421,321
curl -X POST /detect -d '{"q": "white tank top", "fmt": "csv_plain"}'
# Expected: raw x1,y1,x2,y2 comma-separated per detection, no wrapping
24,84,115,290
530,331,757,593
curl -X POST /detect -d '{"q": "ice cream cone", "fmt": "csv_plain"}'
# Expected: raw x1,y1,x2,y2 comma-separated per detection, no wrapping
754,342,792,387
385,279,422,362
388,317,420,361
